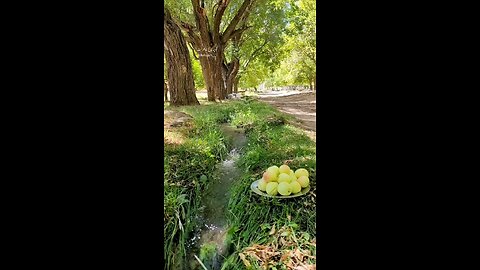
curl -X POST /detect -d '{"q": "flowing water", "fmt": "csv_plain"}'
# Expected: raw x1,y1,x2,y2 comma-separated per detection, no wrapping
187,124,247,270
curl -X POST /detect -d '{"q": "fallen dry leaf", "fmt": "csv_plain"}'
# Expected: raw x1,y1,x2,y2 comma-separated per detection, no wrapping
280,250,292,262
294,249,304,261
245,251,261,261
269,224,276,235
295,263,316,270
239,253,251,268
241,226,316,270
286,259,295,269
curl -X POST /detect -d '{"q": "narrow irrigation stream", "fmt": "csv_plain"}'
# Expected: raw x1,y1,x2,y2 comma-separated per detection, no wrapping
187,124,247,270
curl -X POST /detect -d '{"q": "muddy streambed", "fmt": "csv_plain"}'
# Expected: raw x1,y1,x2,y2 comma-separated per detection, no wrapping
186,124,247,270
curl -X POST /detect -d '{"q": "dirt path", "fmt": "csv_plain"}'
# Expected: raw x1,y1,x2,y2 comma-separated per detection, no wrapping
258,91,316,137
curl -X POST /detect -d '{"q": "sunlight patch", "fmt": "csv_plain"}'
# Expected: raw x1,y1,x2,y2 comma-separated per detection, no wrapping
164,130,186,145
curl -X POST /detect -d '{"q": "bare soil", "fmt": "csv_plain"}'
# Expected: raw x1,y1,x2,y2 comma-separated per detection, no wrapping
258,92,316,139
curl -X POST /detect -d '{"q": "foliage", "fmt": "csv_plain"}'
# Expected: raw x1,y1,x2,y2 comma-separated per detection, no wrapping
270,0,316,87
164,0,316,91
224,0,289,86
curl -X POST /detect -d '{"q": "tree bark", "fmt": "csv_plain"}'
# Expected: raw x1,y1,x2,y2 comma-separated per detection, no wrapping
164,8,199,106
164,81,168,102
233,76,240,93
225,59,240,95
198,56,216,101
195,42,226,101
213,45,227,100
181,0,255,101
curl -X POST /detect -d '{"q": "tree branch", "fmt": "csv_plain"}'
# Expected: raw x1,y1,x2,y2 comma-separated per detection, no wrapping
185,31,202,49
222,0,254,43
191,0,212,45
228,59,240,80
213,0,230,43
179,20,196,32
179,21,202,47
227,25,252,44
189,43,199,60
242,40,268,70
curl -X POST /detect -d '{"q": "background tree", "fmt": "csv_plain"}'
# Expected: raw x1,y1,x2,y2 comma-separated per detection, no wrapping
270,0,316,90
166,0,257,101
164,7,200,106
223,0,288,93
164,0,316,95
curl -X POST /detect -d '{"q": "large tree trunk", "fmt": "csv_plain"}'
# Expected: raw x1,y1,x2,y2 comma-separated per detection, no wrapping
213,45,227,100
197,44,226,101
233,76,240,93
164,8,199,106
180,0,255,101
224,59,240,95
198,56,215,101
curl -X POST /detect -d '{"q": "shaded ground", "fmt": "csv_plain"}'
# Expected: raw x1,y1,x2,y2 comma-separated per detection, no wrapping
258,91,316,139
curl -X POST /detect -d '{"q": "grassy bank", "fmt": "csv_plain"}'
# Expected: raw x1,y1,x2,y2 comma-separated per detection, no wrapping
222,101,317,270
164,105,232,269
164,99,316,269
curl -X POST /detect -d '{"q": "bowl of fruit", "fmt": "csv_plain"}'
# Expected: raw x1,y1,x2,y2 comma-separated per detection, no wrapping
250,164,311,198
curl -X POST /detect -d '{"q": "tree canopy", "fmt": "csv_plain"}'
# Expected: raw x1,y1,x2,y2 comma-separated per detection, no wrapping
164,0,316,93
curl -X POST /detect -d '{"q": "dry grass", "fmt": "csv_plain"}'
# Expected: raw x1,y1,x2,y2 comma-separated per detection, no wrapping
164,129,187,145
164,110,195,145
239,224,316,270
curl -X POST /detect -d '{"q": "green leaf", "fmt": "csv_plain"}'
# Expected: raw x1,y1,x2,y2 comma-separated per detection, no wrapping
289,223,299,229
176,194,189,205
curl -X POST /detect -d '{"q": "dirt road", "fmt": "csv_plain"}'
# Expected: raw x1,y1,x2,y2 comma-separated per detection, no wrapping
258,91,316,134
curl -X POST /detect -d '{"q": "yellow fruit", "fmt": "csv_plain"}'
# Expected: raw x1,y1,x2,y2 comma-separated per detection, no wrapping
289,170,297,181
278,173,291,183
297,175,310,188
258,179,267,191
290,181,301,194
279,164,290,174
267,166,280,177
278,182,292,196
263,170,278,182
294,168,309,178
266,182,279,196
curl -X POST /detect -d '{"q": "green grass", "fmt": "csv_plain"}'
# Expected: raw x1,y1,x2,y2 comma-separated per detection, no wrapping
164,98,316,270
222,101,316,270
164,105,231,269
